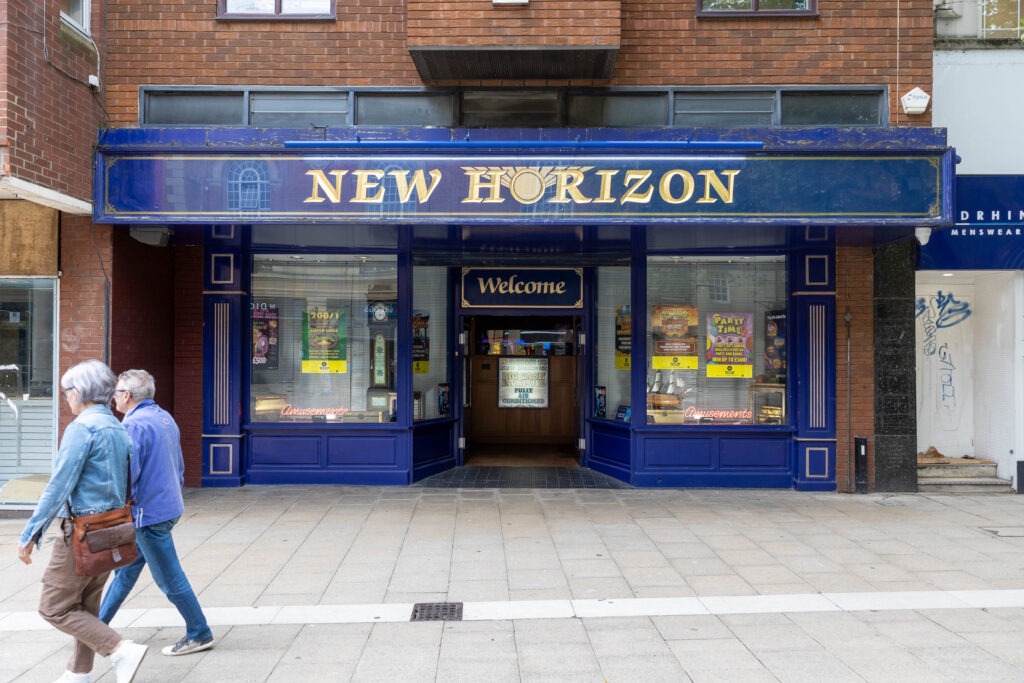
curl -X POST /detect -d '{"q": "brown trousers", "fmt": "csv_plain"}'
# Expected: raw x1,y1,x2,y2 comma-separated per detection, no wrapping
38,518,122,674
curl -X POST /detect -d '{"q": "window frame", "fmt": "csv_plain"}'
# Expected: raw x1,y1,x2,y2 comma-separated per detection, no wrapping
60,0,90,34
697,0,817,17
217,0,336,21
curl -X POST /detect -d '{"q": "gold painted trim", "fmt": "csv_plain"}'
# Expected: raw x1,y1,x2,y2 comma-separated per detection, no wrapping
804,254,830,287
210,254,236,285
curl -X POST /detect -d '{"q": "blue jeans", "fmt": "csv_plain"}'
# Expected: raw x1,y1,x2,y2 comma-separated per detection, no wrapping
98,517,212,642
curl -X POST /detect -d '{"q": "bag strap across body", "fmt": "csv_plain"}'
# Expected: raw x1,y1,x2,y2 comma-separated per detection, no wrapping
65,452,133,521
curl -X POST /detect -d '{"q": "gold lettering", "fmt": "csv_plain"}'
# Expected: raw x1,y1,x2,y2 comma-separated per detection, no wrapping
351,170,385,203
658,170,696,205
621,170,654,204
697,170,740,204
304,169,348,203
550,169,591,204
593,170,618,203
389,169,443,203
462,168,505,204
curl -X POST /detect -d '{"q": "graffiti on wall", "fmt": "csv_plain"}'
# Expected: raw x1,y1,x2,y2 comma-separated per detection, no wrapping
916,289,973,445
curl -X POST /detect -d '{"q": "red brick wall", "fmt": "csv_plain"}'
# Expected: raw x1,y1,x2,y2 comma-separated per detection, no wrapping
103,0,933,126
172,245,204,487
408,0,621,48
110,230,175,404
58,218,114,431
1,1,105,203
835,246,876,491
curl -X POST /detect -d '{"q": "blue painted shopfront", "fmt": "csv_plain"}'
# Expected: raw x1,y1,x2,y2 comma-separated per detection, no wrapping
94,127,954,491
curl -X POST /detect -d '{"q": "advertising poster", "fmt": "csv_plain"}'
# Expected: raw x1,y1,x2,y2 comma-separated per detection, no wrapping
251,302,279,370
651,305,698,370
301,308,347,373
706,312,753,378
413,311,430,375
498,357,549,408
614,306,632,370
763,310,786,380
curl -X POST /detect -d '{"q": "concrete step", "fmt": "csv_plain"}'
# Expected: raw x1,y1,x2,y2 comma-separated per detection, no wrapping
917,462,999,478
918,476,1014,494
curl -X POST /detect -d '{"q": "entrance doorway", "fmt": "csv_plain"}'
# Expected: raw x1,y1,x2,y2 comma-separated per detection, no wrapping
463,315,581,467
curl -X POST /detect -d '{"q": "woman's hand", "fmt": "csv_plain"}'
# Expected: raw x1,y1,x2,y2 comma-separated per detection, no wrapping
17,543,33,565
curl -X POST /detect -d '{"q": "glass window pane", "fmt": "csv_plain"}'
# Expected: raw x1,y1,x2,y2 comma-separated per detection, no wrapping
674,92,775,127
645,257,786,426
356,94,455,126
780,92,882,126
281,0,333,13
226,0,275,13
61,0,87,27
250,255,398,424
701,0,754,10
250,91,349,127
568,94,668,127
594,267,631,419
145,92,245,126
412,267,449,421
0,279,57,491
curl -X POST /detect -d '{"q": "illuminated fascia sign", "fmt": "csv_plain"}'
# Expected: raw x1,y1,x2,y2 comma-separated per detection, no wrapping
97,153,946,226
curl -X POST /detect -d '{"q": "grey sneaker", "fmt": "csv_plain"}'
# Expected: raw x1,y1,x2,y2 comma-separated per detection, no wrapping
161,635,215,656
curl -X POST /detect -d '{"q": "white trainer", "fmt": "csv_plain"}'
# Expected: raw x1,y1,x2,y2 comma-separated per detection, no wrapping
108,640,147,683
52,671,93,683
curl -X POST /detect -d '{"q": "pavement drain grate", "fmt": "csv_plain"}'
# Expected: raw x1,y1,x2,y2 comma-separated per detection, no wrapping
411,602,464,622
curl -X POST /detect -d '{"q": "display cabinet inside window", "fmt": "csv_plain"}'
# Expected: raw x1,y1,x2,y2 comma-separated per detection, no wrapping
249,254,398,423
645,256,787,425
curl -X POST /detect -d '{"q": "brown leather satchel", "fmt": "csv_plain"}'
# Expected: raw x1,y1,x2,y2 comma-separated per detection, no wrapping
66,457,137,577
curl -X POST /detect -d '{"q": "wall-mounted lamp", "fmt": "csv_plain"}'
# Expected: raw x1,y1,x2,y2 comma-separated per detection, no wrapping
934,3,961,19
129,227,174,247
901,87,931,116
915,227,933,246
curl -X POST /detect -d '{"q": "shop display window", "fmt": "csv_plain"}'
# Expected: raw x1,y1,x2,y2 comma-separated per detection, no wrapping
412,266,449,421
0,278,57,481
249,255,398,423
645,256,787,425
593,267,631,419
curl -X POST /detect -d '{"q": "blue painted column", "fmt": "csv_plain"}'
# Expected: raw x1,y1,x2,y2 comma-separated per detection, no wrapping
201,225,245,487
791,228,837,491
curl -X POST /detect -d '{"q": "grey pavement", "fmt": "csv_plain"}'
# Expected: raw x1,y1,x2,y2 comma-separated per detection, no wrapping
4,485,1024,682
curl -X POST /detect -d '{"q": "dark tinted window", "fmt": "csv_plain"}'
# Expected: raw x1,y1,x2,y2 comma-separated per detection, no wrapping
356,93,455,126
461,91,562,127
781,92,883,126
145,92,245,125
568,94,668,127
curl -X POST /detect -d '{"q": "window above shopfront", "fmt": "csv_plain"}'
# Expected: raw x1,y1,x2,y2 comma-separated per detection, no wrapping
217,0,335,20
141,86,888,128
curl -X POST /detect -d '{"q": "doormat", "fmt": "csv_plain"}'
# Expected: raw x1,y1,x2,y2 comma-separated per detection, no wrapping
0,474,49,503
414,466,631,489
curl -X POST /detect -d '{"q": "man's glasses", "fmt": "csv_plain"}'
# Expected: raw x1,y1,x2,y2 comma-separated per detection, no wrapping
60,387,75,399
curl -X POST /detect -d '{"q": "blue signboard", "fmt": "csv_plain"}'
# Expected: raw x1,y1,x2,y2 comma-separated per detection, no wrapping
97,153,946,226
919,175,1024,270
462,268,583,309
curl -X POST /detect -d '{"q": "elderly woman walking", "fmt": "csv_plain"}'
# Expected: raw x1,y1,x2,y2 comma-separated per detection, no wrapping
16,359,148,683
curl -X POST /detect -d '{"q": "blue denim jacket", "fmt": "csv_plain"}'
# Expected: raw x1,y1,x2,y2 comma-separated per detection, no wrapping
20,404,133,548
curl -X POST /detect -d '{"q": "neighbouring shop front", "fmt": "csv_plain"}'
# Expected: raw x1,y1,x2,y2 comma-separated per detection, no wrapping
917,175,1024,488
94,127,954,490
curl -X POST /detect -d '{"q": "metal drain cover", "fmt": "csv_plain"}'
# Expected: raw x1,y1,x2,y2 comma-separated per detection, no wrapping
410,602,464,621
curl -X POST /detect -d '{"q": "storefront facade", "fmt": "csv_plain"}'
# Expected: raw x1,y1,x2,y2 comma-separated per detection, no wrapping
95,126,953,490
917,175,1024,487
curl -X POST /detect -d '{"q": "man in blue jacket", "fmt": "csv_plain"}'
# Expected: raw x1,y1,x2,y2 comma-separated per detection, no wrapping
98,369,215,657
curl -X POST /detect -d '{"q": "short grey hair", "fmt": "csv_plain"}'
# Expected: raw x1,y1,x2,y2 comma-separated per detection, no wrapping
118,369,156,401
61,359,118,405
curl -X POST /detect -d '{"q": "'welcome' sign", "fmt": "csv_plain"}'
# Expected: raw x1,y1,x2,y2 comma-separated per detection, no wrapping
461,268,583,309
